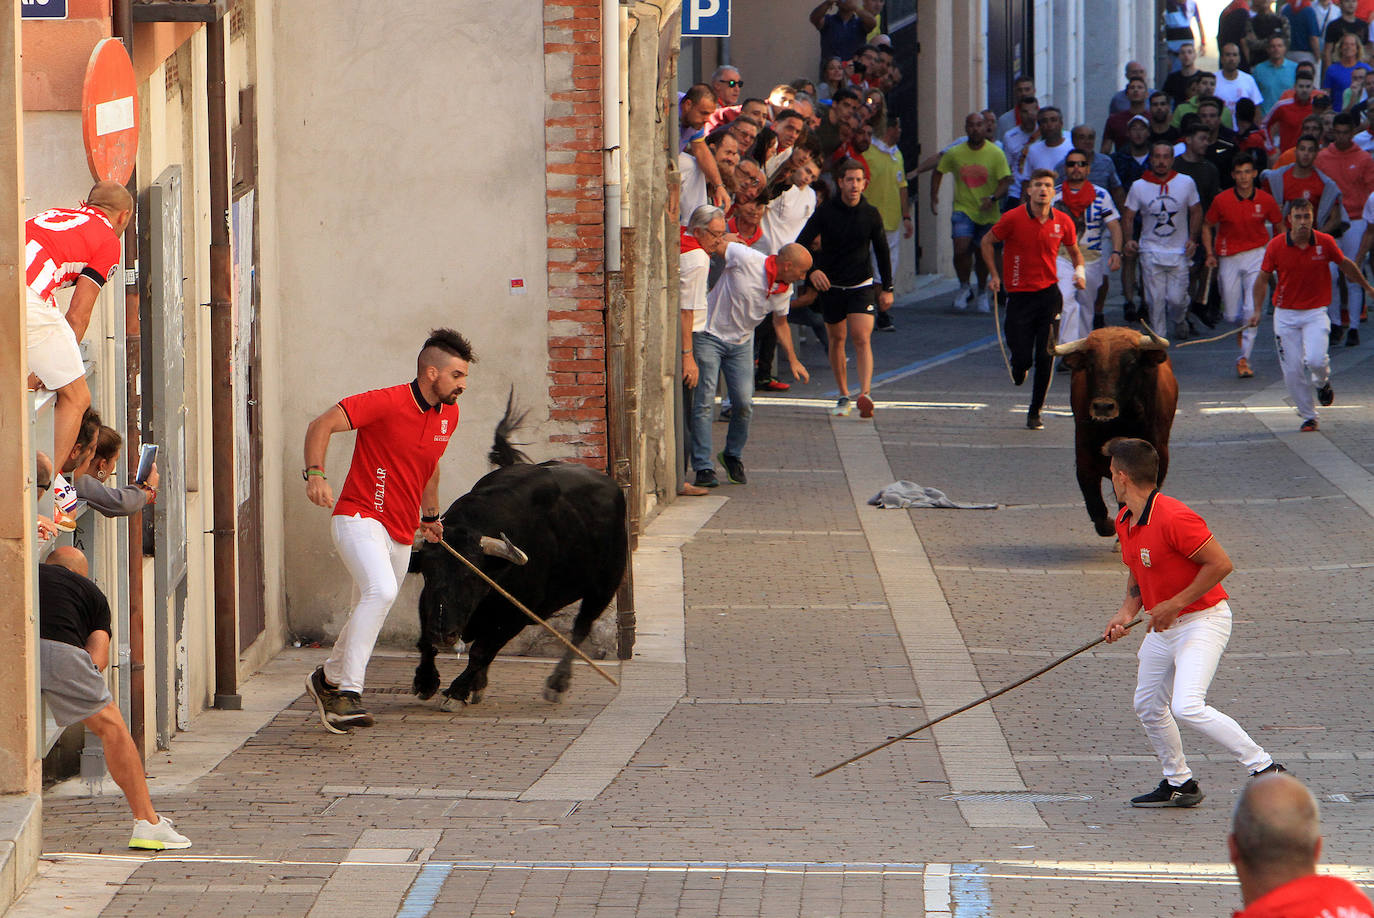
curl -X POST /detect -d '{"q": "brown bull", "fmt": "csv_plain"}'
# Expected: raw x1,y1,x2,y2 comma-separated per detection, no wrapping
1055,327,1179,536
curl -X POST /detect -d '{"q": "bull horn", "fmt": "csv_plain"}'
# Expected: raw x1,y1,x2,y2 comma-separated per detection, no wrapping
480,532,529,566
1053,336,1088,356
1137,332,1170,350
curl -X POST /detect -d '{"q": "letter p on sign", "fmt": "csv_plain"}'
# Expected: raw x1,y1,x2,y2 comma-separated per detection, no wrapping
683,0,729,37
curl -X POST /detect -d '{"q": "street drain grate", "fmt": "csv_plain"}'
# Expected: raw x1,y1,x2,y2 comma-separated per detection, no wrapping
940,792,1093,803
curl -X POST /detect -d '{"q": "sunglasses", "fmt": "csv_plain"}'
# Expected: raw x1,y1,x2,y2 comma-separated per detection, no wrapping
721,79,744,88
1066,160,1089,167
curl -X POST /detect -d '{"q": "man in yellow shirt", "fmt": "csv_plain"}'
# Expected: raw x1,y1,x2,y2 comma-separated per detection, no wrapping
862,117,912,329
933,112,1013,311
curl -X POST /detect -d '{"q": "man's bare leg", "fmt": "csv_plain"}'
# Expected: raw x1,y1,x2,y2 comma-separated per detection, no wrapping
52,375,91,472
84,704,156,823
849,312,876,396
827,320,850,396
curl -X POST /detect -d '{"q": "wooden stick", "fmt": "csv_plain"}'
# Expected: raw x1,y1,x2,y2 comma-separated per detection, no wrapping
434,537,619,686
814,618,1144,778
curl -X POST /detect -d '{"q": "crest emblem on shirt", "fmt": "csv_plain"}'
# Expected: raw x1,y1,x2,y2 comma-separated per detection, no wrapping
441,419,449,435
1316,246,1323,255
1139,548,1152,568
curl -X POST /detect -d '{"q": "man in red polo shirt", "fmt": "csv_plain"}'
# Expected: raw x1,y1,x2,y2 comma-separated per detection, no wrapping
1253,197,1374,431
301,329,474,732
1103,438,1282,808
1230,772,1374,918
980,168,1085,430
1203,155,1283,378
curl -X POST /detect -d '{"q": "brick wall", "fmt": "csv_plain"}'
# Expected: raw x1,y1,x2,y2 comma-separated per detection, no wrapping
543,0,608,466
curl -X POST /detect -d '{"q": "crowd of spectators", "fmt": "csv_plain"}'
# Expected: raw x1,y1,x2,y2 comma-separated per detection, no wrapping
675,6,909,491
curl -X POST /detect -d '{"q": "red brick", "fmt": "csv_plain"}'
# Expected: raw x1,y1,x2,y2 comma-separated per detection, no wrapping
550,359,606,373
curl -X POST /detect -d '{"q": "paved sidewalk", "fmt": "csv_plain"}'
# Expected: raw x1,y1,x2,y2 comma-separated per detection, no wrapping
13,291,1374,916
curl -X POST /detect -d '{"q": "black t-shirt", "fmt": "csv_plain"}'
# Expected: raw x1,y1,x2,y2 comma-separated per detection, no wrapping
1162,70,1196,108
1208,132,1240,189
795,195,893,290
1151,125,1182,146
38,563,112,649
1325,17,1368,48
1174,156,1222,210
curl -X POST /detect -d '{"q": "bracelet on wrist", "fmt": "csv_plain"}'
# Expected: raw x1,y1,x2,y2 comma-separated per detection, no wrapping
421,514,440,523
302,466,327,481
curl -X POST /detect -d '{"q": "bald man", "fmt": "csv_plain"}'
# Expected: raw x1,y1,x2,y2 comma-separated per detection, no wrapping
40,547,191,849
1229,773,1374,916
689,240,810,488
25,181,133,476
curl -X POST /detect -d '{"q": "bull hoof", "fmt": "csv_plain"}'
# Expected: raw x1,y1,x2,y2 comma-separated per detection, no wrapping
1093,518,1116,537
414,687,436,701
468,690,484,705
542,686,565,704
439,695,463,712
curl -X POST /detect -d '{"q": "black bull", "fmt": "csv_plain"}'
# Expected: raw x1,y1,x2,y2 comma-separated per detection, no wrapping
409,418,627,708
1055,327,1179,536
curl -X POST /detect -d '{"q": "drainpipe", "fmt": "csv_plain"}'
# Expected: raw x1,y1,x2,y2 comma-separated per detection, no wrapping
207,13,240,709
602,0,637,660
112,0,145,756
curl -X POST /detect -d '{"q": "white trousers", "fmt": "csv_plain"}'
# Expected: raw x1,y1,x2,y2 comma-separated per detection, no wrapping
1219,248,1264,362
1274,307,1332,422
1329,219,1366,330
1140,251,1190,333
1133,601,1272,784
1056,256,1108,343
324,513,413,693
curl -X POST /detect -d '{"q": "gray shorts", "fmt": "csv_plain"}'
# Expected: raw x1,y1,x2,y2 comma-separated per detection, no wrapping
40,639,112,727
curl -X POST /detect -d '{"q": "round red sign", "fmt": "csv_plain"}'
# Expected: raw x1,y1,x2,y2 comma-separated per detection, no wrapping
81,38,139,184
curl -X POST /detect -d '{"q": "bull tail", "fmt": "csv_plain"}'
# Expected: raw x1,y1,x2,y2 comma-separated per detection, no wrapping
489,388,533,467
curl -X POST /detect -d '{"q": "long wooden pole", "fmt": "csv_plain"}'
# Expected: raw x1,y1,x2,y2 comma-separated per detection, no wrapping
814,619,1145,778
434,538,619,686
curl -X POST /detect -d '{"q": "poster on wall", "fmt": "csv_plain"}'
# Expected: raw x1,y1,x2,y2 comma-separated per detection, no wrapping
231,191,255,510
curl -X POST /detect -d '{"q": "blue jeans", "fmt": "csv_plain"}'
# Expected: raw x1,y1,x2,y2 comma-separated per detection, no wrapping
690,331,753,470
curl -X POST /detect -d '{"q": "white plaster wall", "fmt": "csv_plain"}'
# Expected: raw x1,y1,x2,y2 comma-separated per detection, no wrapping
265,2,553,643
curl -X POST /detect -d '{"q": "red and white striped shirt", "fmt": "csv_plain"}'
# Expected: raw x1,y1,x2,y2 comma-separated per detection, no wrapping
24,206,121,304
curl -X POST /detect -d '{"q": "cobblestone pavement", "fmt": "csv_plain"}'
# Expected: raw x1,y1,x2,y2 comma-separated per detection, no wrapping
14,292,1374,916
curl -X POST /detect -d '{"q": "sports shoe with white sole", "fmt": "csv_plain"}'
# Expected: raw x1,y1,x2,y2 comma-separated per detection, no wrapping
829,397,852,416
306,666,374,733
1130,778,1204,808
856,394,874,418
129,816,192,850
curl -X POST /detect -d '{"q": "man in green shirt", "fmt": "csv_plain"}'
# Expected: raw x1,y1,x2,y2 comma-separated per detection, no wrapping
933,111,1013,310
863,117,913,329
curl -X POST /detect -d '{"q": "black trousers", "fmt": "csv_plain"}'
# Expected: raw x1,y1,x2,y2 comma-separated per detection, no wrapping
753,315,778,380
1004,284,1061,415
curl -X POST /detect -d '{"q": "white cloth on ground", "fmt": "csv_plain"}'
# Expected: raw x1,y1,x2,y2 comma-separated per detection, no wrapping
868,480,998,510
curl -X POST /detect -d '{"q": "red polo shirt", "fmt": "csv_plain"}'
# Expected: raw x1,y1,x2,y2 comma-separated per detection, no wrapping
989,203,1078,292
1115,491,1228,617
1206,188,1281,256
1261,230,1343,310
333,380,459,544
1233,874,1374,918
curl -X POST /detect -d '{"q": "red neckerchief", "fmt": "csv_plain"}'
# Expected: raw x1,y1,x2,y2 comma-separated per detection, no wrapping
680,227,704,253
1141,169,1178,195
1059,181,1096,219
763,255,790,295
728,215,762,247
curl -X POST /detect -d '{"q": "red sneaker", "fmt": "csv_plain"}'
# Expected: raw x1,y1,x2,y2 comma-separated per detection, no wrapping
755,378,790,392
856,393,875,418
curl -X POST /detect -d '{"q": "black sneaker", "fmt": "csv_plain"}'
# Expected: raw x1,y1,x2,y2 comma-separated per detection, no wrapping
694,468,719,489
1122,301,1138,322
1189,300,1218,329
306,667,375,733
1318,382,1335,407
1130,778,1204,808
1330,326,1347,347
1346,328,1360,346
876,311,896,331
1250,762,1289,778
1026,413,1044,430
717,451,747,484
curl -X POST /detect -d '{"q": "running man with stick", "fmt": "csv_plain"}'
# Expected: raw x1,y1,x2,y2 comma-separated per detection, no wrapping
980,168,1084,430
302,328,474,732
1102,437,1283,807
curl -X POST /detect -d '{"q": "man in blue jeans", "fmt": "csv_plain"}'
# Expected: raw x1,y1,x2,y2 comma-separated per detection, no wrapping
691,242,812,488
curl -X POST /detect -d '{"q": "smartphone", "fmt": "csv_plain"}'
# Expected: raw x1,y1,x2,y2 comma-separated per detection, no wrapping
136,443,158,484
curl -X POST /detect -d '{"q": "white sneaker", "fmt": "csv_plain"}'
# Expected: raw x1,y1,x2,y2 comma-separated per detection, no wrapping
129,816,192,850
953,286,972,310
976,290,991,313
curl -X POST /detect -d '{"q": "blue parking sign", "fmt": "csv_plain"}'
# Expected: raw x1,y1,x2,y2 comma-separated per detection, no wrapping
21,0,67,19
682,0,729,37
